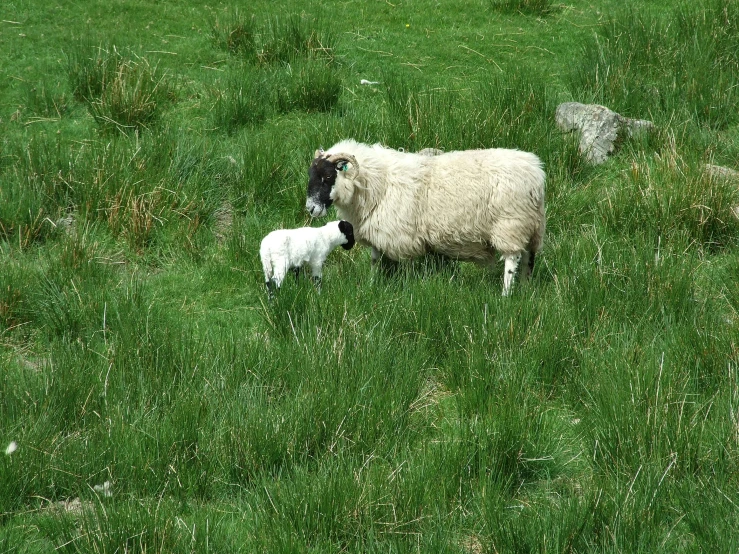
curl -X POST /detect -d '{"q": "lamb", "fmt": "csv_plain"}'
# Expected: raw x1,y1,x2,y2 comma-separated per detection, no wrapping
305,139,545,296
259,220,355,294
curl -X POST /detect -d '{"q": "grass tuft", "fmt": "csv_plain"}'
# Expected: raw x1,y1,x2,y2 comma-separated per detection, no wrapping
384,71,556,151
66,42,122,102
258,15,336,65
87,57,174,133
489,0,555,16
213,13,335,66
67,43,174,132
22,81,70,120
211,11,257,57
211,67,270,133
272,60,342,114
596,143,739,250
569,0,739,129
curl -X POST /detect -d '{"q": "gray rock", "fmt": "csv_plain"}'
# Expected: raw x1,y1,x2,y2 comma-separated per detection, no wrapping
624,118,655,139
555,102,654,165
704,164,739,181
703,165,739,219
213,202,233,243
54,213,76,237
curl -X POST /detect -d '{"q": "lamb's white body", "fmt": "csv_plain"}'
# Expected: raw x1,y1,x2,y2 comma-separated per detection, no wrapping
260,221,353,290
306,140,546,295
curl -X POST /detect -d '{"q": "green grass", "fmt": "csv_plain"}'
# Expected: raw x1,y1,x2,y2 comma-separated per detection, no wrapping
569,0,739,130
66,43,175,133
1,0,739,552
490,0,556,16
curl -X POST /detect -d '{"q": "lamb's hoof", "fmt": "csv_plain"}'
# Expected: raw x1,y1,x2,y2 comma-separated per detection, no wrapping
265,281,276,301
311,277,323,293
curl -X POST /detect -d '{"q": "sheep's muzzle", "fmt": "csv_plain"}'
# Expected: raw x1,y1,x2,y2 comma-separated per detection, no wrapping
306,156,337,218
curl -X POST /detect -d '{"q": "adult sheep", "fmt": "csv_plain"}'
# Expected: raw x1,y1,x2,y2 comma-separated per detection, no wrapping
305,139,546,296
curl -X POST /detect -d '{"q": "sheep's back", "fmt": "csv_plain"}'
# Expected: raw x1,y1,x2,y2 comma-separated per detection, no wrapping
418,148,545,259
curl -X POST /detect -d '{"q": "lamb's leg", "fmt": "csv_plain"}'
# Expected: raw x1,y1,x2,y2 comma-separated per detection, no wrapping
265,280,276,300
502,253,522,296
309,263,323,292
272,265,287,288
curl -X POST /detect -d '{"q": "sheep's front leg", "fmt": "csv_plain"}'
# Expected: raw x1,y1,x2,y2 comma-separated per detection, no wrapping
371,247,382,265
502,253,522,296
371,247,398,275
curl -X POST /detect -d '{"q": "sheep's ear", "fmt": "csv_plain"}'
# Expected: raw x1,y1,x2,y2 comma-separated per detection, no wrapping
327,153,359,177
314,148,325,159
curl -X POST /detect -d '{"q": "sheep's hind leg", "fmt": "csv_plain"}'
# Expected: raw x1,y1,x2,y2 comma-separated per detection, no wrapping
502,253,522,297
520,250,532,280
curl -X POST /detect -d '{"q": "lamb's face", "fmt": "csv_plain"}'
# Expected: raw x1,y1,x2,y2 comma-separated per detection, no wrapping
306,156,337,218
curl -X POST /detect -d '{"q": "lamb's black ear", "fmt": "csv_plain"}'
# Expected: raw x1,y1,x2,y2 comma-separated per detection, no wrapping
338,220,353,235
338,220,355,250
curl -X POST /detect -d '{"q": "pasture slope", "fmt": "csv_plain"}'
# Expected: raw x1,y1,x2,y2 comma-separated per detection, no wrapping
1,0,739,552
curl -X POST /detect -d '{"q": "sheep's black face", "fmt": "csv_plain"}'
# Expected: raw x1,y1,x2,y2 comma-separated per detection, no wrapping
306,156,336,218
338,220,355,250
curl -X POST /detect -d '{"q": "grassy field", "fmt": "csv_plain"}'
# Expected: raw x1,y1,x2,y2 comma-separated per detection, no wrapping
1,0,739,552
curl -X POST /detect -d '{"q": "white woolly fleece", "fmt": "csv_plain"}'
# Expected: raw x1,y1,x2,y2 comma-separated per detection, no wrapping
260,221,351,287
315,140,546,295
